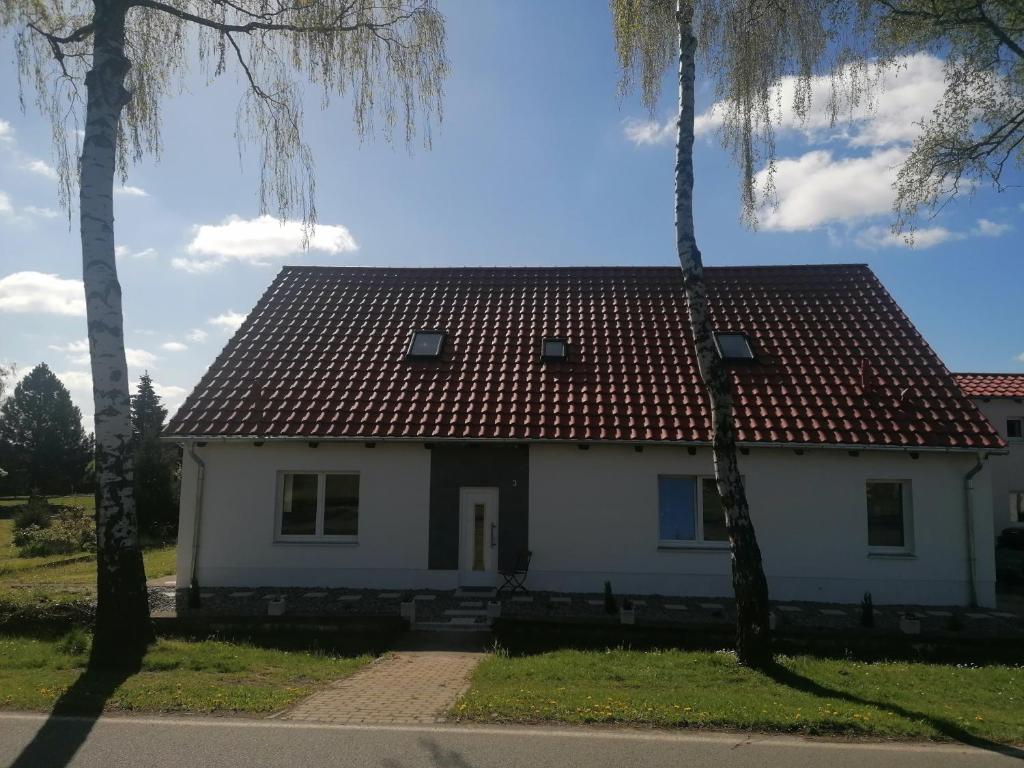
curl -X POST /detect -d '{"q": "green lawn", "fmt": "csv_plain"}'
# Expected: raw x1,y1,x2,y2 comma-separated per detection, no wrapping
455,648,1024,744
0,496,176,603
0,633,370,714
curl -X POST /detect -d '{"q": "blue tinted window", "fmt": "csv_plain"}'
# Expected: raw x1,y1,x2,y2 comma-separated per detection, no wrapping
659,476,696,540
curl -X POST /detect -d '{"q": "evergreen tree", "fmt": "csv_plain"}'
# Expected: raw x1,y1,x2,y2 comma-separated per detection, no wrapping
0,364,91,494
130,373,177,537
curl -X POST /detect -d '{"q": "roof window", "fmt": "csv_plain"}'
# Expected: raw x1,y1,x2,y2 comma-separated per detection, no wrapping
540,337,568,361
715,332,755,361
407,330,445,359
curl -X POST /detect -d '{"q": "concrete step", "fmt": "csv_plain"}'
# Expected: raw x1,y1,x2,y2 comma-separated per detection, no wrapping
413,619,491,632
454,588,497,599
444,609,489,617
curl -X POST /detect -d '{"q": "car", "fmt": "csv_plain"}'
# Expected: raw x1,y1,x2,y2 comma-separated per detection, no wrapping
996,527,1024,582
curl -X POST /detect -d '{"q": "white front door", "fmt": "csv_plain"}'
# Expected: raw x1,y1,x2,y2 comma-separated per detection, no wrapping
458,487,499,587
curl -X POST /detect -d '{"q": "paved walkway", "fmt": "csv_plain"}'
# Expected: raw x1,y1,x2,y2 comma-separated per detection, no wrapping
281,632,488,724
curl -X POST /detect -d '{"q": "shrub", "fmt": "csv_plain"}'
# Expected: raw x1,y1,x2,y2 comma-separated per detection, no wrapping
14,505,95,557
56,627,92,656
860,592,874,628
603,581,618,615
12,496,53,532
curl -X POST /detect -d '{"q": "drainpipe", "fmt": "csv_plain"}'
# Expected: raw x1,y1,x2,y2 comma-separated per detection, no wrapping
186,441,206,609
963,451,987,609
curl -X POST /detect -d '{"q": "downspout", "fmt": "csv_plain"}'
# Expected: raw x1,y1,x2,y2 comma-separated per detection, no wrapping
963,451,987,609
186,441,206,609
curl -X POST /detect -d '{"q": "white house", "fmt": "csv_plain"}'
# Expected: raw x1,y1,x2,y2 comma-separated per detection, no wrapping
955,374,1024,539
166,265,1006,608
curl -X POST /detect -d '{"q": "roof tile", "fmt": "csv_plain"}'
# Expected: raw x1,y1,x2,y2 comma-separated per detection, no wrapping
166,265,1005,450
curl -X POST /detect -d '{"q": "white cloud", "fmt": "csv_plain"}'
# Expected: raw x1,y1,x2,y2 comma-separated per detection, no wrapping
0,119,13,143
176,214,358,272
161,341,188,352
56,369,92,393
0,272,85,316
754,147,907,231
973,218,1011,238
23,206,58,219
115,185,149,197
125,348,158,369
153,383,187,400
116,245,158,260
0,191,12,215
208,311,246,332
689,54,945,148
186,328,208,343
21,158,57,179
854,224,963,250
623,117,676,146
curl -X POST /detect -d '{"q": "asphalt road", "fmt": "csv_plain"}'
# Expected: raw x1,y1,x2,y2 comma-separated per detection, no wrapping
1,713,1021,768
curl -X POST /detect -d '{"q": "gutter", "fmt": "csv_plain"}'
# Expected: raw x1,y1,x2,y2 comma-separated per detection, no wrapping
963,452,987,609
162,434,1010,456
185,441,206,610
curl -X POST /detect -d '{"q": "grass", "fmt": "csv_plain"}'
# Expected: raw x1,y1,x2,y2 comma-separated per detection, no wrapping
0,632,371,714
455,647,1024,744
0,496,176,604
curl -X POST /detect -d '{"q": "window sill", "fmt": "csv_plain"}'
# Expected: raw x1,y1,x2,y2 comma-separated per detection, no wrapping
658,542,729,552
274,537,359,547
867,550,916,560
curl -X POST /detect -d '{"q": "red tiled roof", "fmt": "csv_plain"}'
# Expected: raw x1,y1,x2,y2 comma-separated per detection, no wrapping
166,265,1005,450
955,373,1024,399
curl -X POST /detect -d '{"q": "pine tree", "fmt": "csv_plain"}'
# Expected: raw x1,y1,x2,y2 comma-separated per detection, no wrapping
0,364,91,494
130,373,177,537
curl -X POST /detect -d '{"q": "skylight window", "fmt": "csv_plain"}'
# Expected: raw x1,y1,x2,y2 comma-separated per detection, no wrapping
715,332,755,361
540,337,568,361
407,330,445,358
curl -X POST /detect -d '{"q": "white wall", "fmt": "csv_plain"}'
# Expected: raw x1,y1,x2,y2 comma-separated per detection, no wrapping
175,440,995,606
528,444,995,607
176,441,455,590
970,398,1024,535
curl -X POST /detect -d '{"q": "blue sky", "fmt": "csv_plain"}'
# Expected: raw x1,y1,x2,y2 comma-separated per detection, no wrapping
1,1,1021,429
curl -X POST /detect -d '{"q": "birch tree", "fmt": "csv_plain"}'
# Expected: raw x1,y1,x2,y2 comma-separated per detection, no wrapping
611,0,844,667
2,0,446,661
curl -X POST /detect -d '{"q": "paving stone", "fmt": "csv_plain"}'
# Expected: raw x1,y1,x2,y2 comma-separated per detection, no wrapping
991,611,1016,619
414,595,436,601
458,601,483,608
378,592,400,599
262,594,283,600
303,592,327,599
665,604,688,611
162,580,176,586
776,605,802,613
448,617,482,625
549,596,571,603
966,613,992,619
699,603,724,611
338,595,362,602
228,592,254,598
926,610,952,617
586,599,604,606
444,609,488,617
819,609,846,616
283,649,485,725
511,596,533,603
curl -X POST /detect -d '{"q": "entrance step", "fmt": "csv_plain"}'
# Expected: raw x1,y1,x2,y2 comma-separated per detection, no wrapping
444,609,489,617
414,619,491,632
454,587,497,599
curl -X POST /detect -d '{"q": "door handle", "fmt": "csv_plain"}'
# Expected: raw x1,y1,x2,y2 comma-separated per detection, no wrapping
490,523,497,547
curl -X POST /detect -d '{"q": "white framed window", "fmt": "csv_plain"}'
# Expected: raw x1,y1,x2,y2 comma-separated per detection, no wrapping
1007,418,1023,441
866,480,913,553
658,475,729,547
1010,492,1024,523
276,471,359,541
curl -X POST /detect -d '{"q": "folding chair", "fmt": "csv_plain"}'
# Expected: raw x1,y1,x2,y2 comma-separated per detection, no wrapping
498,549,532,594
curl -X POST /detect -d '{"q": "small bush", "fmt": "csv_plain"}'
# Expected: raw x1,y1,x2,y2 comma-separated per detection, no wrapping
56,627,92,657
13,496,53,531
860,592,874,628
14,505,95,557
603,581,618,615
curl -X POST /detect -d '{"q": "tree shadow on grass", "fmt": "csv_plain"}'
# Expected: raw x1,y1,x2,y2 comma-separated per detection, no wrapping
7,647,143,768
763,660,1024,761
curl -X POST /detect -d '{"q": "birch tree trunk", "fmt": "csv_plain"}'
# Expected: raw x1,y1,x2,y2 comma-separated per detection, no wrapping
674,0,771,667
81,0,153,661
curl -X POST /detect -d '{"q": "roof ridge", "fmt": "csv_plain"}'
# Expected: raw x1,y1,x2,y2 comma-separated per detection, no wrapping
955,372,1024,377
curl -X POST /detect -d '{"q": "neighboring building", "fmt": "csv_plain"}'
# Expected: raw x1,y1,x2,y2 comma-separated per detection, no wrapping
166,265,1006,607
954,373,1024,539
